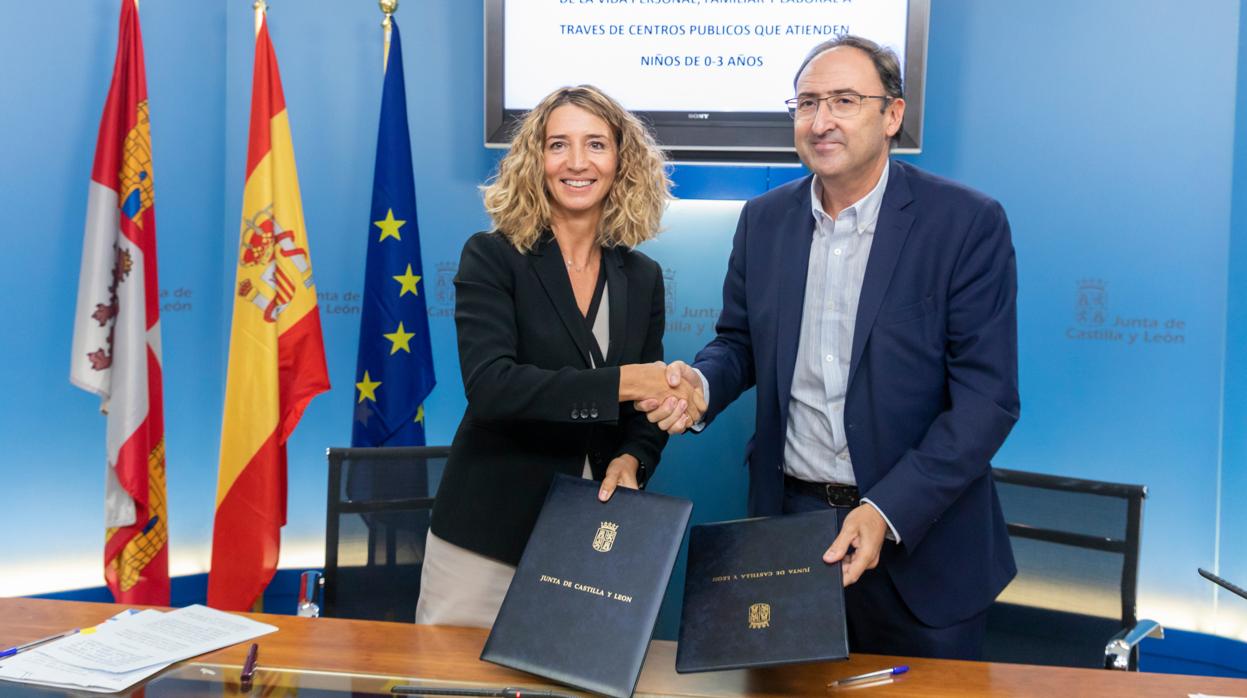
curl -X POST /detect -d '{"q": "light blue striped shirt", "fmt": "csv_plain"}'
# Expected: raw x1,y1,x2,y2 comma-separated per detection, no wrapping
692,165,899,538
784,166,901,541
782,166,888,485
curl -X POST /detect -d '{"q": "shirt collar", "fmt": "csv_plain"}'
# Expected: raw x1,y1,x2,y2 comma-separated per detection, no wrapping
809,160,890,235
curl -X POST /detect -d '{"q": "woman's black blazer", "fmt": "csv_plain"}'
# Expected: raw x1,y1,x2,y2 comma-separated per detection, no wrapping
430,231,669,565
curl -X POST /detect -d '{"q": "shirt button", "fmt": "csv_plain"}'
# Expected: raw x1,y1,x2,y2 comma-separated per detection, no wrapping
825,354,834,362
833,248,843,256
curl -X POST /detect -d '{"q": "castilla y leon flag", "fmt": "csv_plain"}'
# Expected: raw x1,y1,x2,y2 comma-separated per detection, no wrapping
70,0,169,606
209,10,330,611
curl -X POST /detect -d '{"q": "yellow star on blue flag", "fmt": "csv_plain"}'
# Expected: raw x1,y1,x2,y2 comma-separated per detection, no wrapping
375,208,405,242
384,322,416,354
351,19,435,447
393,264,421,297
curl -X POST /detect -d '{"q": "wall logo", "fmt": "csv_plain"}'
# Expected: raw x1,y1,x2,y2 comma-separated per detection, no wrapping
664,268,677,318
663,267,722,337
1075,278,1106,326
435,261,457,306
1065,278,1187,346
429,261,457,317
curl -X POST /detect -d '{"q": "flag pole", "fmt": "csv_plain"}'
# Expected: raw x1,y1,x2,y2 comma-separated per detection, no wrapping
213,0,330,612
381,0,397,71
254,0,267,37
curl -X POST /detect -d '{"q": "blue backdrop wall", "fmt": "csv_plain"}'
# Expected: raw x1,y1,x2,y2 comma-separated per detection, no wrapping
2,0,1246,647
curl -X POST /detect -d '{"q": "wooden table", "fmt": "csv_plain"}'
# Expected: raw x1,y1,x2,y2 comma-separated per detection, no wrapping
3,598,1245,697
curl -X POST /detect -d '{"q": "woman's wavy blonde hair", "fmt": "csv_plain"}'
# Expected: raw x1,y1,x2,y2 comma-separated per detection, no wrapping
482,85,672,252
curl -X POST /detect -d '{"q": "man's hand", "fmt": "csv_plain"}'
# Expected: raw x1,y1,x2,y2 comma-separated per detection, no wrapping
598,454,640,502
823,504,887,586
633,360,706,434
619,362,703,423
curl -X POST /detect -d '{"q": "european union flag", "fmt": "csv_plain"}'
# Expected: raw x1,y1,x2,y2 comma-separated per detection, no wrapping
352,19,435,446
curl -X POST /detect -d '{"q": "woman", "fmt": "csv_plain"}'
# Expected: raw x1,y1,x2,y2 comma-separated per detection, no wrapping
416,86,703,627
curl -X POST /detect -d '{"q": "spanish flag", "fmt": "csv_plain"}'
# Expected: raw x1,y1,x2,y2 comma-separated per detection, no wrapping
70,0,169,606
209,10,329,611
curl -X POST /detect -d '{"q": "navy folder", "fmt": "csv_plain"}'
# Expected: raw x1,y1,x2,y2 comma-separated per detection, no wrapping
481,474,693,698
676,510,849,672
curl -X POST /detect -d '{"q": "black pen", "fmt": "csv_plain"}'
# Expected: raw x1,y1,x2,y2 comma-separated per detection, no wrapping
240,642,259,686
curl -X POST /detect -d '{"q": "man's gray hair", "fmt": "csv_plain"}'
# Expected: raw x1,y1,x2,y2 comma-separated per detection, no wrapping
792,35,904,103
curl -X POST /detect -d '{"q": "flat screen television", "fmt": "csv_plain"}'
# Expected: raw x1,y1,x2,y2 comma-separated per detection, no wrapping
484,0,929,164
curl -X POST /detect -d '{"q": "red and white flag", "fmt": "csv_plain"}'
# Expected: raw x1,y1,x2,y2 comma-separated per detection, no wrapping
70,0,169,605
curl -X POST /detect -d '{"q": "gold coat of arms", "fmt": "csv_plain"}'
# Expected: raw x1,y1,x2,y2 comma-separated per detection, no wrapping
592,521,619,552
748,602,771,629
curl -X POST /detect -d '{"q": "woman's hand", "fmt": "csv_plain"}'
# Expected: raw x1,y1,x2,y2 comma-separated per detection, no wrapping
618,362,706,424
598,454,641,502
633,360,707,434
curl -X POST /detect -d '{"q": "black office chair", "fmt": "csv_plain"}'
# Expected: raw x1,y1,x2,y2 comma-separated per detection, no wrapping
984,467,1163,670
314,446,449,622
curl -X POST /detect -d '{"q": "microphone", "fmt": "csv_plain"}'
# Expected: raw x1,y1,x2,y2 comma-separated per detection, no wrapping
1199,568,1247,601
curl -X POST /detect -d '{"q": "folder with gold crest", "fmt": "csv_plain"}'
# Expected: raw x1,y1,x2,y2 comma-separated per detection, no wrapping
482,474,693,698
676,510,848,672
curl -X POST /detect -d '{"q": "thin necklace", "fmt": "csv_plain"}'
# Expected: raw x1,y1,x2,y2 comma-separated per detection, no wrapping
565,251,597,273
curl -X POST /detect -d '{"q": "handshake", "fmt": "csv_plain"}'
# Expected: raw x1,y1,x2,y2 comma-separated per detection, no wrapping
619,361,707,435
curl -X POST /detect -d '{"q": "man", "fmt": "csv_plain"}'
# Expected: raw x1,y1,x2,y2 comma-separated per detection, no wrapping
642,35,1019,659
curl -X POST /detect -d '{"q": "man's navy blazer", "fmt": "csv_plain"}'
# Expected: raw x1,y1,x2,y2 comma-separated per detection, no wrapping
693,160,1020,628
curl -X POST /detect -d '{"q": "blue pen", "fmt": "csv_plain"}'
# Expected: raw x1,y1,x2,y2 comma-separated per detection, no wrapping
827,665,909,687
0,629,80,659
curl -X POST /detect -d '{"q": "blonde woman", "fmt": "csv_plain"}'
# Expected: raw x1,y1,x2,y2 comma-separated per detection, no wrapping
416,86,704,627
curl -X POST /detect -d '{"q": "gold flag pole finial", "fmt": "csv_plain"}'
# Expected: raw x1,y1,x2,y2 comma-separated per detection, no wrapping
380,0,398,71
254,0,268,38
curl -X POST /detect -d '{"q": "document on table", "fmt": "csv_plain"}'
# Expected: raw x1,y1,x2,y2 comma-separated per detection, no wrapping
40,604,277,673
0,644,166,693
0,605,277,693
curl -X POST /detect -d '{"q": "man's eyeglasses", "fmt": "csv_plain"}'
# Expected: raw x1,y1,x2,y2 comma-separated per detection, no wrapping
785,94,891,120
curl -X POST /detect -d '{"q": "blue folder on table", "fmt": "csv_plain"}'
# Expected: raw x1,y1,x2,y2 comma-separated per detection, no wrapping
482,474,693,698
676,510,849,673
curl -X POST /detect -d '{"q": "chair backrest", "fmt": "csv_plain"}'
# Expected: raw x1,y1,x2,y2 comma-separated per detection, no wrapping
984,467,1147,669
323,446,449,622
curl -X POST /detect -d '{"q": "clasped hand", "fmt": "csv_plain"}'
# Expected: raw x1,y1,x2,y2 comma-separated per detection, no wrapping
630,360,706,434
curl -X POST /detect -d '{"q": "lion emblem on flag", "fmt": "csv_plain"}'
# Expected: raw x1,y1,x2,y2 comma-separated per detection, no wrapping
236,205,314,323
